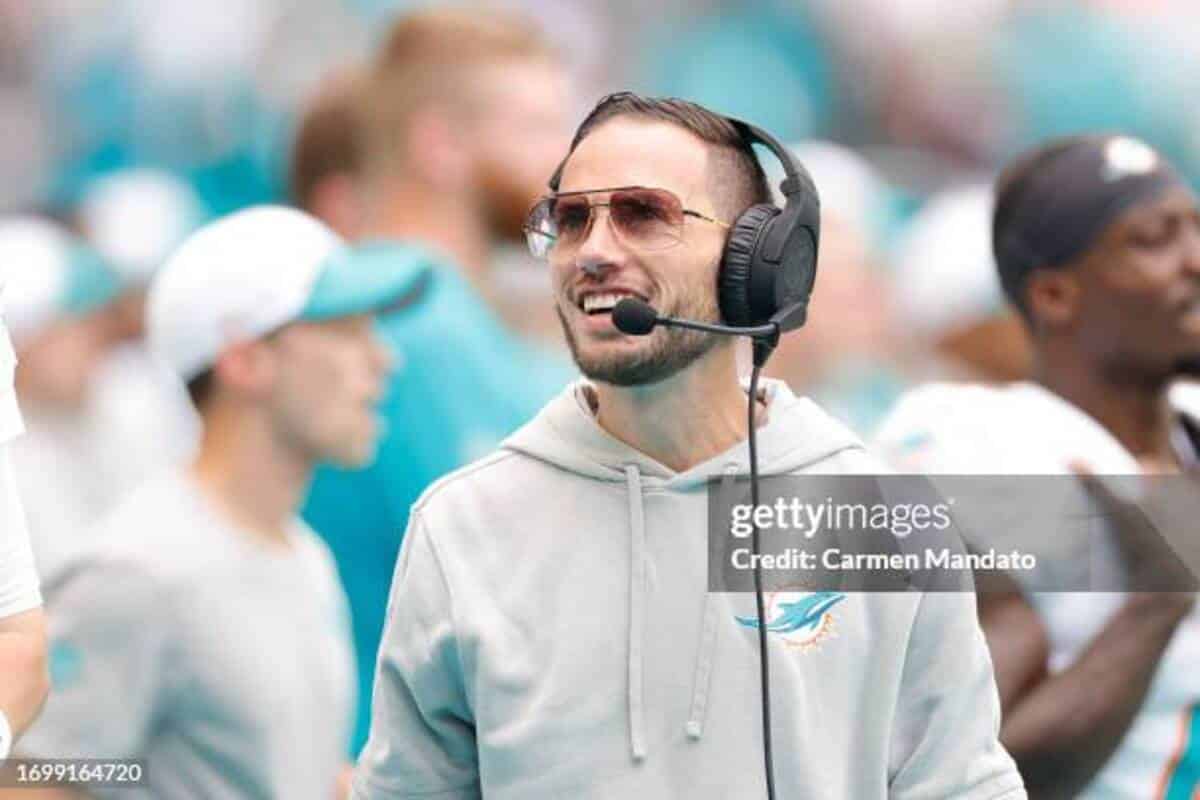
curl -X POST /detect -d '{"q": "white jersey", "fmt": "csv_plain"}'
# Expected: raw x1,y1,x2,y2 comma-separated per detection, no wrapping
0,317,40,618
876,381,1200,799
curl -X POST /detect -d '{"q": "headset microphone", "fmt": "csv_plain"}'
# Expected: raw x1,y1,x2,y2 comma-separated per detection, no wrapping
610,297,658,335
612,298,778,341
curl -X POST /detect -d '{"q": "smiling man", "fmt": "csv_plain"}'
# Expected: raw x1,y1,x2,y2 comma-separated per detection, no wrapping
876,135,1200,797
351,93,1023,800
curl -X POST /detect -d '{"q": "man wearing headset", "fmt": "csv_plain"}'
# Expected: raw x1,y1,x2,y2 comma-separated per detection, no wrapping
352,93,1024,799
0,289,49,762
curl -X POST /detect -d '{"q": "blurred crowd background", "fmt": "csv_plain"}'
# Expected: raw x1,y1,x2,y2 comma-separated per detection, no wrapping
6,0,1200,765
10,0,1200,439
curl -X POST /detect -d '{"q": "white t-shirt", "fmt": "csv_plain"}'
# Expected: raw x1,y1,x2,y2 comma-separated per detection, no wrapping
0,317,40,619
876,380,1200,799
10,342,199,579
20,472,355,799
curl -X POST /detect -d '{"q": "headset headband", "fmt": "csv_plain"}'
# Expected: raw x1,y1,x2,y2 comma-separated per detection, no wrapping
726,118,810,199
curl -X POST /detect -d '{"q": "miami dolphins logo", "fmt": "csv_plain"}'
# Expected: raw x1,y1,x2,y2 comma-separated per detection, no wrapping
736,591,845,651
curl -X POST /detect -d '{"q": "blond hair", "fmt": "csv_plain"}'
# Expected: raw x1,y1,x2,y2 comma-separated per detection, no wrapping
361,7,559,175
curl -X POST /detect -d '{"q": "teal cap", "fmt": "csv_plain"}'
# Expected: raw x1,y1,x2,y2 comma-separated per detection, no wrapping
299,240,439,322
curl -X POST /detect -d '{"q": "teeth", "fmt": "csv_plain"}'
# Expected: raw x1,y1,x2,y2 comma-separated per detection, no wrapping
582,292,633,313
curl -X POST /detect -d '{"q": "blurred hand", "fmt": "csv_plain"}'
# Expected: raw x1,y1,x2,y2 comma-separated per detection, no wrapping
1071,462,1199,608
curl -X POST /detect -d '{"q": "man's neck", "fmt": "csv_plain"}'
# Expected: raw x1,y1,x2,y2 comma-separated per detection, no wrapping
592,350,763,473
1035,352,1176,463
364,182,492,291
189,406,313,547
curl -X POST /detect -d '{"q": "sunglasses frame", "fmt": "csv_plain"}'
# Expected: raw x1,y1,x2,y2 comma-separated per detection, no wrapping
523,185,729,259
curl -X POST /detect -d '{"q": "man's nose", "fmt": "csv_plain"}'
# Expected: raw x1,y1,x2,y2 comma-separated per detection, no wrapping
369,336,395,378
575,206,621,278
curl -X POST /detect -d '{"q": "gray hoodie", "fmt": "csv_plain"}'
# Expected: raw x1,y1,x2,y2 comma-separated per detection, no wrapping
352,379,1024,799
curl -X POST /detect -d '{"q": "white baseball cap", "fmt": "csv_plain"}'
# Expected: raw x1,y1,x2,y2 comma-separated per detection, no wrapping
0,216,122,345
890,182,1006,338
148,205,424,381
78,168,205,284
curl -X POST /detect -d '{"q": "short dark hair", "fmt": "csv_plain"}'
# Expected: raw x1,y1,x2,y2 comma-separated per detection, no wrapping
549,92,772,222
992,135,1103,316
290,69,364,210
185,369,216,414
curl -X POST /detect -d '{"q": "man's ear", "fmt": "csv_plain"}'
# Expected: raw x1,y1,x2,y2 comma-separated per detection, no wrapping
1025,267,1081,332
212,339,275,401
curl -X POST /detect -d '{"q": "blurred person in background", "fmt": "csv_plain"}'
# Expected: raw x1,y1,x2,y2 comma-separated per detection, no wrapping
290,66,367,241
0,261,49,764
8,205,409,799
639,2,835,145
300,6,576,754
0,217,125,577
876,135,1200,797
889,183,1031,383
764,141,908,437
75,168,204,499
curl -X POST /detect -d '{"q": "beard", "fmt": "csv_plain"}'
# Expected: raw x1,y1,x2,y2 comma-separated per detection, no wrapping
557,281,723,387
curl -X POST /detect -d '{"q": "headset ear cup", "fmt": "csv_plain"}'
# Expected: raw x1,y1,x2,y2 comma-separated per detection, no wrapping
720,204,779,326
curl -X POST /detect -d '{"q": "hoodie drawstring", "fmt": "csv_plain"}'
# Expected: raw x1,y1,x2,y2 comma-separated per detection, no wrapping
625,465,648,761
686,464,738,740
686,593,720,740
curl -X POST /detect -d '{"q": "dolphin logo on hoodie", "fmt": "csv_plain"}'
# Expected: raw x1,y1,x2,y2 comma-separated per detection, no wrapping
736,591,845,641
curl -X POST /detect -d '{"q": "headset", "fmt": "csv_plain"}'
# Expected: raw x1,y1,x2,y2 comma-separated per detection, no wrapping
716,118,821,336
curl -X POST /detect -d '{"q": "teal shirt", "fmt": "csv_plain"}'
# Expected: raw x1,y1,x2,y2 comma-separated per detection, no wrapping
302,242,572,754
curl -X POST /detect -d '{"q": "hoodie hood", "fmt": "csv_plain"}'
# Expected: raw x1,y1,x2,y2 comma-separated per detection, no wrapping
502,378,864,490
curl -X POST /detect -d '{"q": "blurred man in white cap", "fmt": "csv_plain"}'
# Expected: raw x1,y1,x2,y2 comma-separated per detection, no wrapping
76,168,206,501
889,182,1032,383
0,217,126,576
11,206,409,799
0,233,50,767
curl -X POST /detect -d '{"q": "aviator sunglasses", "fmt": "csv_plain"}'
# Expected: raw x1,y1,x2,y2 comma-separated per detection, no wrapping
524,185,728,260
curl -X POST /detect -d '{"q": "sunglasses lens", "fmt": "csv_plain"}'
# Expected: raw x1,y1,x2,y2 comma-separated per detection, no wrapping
550,196,593,245
524,188,691,260
524,198,558,259
610,189,685,250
